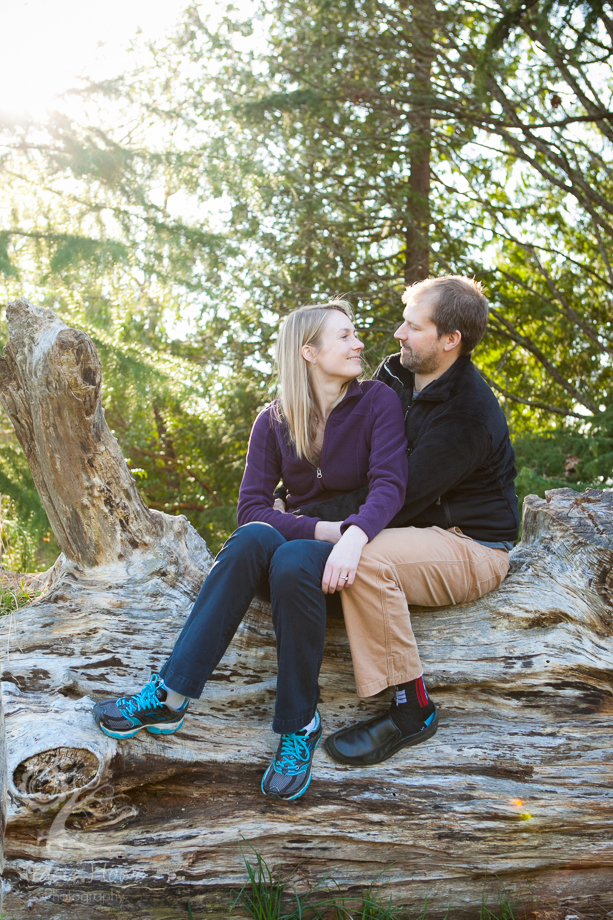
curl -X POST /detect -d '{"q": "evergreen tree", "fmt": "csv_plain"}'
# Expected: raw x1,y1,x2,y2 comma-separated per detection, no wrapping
4,0,613,565
0,88,267,557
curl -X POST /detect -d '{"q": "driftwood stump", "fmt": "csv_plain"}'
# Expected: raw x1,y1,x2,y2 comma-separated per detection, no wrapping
0,299,612,919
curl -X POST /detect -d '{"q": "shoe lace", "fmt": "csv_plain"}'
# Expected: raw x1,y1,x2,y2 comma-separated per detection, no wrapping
118,675,164,717
274,733,311,776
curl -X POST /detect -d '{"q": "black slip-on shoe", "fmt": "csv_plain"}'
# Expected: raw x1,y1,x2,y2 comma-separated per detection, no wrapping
324,703,438,765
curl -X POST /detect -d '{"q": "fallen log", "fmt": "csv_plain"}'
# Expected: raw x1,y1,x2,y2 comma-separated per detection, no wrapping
1,299,613,919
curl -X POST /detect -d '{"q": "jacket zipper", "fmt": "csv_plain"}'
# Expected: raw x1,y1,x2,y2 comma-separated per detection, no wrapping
314,389,355,485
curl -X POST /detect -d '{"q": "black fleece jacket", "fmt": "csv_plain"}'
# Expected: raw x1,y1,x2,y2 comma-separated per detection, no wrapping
294,353,520,544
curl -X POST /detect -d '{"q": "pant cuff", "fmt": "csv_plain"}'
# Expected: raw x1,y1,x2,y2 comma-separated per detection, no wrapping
356,668,423,699
160,664,205,700
272,706,317,735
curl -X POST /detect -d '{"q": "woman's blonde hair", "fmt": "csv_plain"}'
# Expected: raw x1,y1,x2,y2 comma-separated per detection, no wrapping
275,299,354,464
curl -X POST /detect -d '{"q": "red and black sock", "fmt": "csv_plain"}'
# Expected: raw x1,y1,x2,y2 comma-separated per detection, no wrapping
389,676,435,734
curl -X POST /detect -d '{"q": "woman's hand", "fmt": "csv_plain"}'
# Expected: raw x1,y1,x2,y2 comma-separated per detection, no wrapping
322,525,368,594
314,521,343,543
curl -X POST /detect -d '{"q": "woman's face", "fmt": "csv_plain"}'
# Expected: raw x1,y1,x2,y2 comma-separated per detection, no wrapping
303,310,364,384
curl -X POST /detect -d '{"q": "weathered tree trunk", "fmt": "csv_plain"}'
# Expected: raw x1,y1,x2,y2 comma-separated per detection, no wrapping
1,300,613,919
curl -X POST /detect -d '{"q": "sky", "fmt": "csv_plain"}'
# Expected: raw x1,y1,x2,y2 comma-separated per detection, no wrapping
0,0,191,117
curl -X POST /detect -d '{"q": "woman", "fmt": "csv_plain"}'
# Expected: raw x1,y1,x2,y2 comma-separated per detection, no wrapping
93,300,408,801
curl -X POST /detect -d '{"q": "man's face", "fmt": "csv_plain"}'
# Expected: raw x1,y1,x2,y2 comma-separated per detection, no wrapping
394,293,447,376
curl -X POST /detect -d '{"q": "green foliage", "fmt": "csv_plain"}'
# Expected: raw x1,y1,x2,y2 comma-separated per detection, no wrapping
0,231,17,278
163,0,492,365
0,57,271,564
231,846,421,919
479,882,527,920
1,0,613,563
228,848,524,920
48,235,129,276
0,579,42,616
484,0,606,57
309,881,423,919
513,413,613,517
0,422,58,571
143,0,613,428
232,848,303,919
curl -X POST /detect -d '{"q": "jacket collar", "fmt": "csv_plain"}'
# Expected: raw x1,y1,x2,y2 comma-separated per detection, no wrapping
326,377,363,415
340,377,363,402
384,353,473,402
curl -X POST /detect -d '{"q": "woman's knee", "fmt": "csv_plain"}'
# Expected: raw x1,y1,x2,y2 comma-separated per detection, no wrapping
269,540,329,591
228,522,282,552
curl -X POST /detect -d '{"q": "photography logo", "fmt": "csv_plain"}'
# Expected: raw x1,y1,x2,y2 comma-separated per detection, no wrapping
15,753,137,906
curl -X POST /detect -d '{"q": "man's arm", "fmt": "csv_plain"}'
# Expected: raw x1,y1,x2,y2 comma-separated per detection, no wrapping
273,484,367,520
291,488,368,521
273,480,366,520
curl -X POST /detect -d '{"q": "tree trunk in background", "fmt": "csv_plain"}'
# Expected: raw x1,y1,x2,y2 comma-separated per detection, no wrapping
0,299,208,575
1,301,613,919
404,0,434,286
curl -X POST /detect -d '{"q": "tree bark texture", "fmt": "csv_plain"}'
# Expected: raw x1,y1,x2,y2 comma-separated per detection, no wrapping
404,0,434,286
0,301,613,919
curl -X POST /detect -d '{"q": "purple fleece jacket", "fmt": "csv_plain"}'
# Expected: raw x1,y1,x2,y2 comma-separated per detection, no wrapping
237,379,408,542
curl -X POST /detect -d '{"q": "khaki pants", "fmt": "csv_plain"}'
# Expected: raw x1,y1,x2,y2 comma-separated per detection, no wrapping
341,526,510,698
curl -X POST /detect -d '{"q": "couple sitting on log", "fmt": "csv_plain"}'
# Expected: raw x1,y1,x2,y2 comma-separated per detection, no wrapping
93,275,519,801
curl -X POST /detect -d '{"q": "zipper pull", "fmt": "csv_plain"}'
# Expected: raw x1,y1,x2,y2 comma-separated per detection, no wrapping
316,467,322,479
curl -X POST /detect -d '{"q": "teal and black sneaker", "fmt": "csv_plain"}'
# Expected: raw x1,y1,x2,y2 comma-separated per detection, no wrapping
92,674,188,739
261,713,322,801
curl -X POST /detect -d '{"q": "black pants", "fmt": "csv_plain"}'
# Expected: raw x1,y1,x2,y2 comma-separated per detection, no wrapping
160,522,335,733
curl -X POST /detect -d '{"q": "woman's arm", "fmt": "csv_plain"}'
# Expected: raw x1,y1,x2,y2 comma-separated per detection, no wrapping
237,408,323,541
321,524,368,593
321,385,408,593
338,384,408,542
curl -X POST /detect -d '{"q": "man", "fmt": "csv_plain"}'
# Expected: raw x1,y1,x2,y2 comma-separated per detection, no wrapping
293,275,519,765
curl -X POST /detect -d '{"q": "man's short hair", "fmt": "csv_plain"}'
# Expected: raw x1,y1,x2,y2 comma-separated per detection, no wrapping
401,276,488,355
